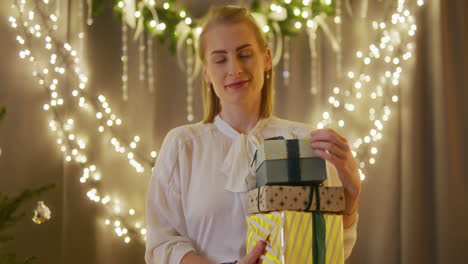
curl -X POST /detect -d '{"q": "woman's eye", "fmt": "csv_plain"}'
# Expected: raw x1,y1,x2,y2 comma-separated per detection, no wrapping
239,51,252,58
214,57,226,64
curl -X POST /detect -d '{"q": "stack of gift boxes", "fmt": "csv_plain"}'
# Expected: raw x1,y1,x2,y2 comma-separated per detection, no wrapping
246,137,346,264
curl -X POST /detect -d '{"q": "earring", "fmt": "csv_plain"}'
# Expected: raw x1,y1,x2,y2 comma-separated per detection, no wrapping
207,83,213,94
266,72,270,79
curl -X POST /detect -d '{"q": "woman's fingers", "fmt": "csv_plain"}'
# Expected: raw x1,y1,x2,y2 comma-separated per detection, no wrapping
310,141,347,159
310,129,349,152
309,129,353,173
314,149,342,166
240,240,266,264
311,128,347,142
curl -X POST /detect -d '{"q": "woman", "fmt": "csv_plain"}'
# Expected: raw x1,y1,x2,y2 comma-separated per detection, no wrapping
145,5,360,264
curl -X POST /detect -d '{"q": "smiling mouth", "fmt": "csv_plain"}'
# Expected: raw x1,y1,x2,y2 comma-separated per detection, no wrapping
225,80,249,89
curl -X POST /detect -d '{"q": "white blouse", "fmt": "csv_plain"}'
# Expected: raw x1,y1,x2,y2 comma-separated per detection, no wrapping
145,115,358,264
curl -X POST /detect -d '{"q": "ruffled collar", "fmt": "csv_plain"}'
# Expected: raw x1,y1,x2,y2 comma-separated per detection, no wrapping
214,114,272,192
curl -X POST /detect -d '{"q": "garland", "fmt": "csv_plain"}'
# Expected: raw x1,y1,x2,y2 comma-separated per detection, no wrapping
88,0,340,54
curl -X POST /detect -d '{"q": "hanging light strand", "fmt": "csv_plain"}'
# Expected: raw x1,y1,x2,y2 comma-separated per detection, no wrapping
9,0,152,244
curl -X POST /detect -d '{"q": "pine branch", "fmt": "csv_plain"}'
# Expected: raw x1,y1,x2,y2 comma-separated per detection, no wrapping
0,183,55,232
0,253,36,264
0,107,6,121
0,184,55,264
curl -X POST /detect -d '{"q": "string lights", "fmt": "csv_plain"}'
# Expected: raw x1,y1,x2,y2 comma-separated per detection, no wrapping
314,0,420,180
186,37,195,122
138,32,146,83
147,33,155,94
283,36,291,87
121,6,129,101
8,0,424,245
9,0,157,244
335,0,343,79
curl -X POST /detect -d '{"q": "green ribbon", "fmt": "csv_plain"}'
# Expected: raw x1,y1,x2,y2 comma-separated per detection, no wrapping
286,139,301,183
305,184,321,212
251,136,284,169
308,184,326,263
257,137,302,184
312,212,326,264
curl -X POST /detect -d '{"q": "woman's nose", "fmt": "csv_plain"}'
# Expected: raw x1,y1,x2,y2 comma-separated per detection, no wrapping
227,57,242,77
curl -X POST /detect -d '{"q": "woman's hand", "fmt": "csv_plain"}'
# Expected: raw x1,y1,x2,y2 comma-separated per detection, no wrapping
237,240,267,264
309,128,361,227
180,241,266,264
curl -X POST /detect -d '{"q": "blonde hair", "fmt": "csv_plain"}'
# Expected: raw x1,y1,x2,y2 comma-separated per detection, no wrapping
198,5,274,123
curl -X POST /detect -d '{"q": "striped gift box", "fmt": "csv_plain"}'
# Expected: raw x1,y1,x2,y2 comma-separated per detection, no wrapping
246,211,344,264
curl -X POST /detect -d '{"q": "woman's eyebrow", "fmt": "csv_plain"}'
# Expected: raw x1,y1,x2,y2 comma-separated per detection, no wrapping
210,44,252,55
236,44,252,51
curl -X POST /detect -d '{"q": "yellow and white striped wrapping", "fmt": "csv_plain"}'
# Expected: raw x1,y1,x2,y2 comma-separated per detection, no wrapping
246,211,344,264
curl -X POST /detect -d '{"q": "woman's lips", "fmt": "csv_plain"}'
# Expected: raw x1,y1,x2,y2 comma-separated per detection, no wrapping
225,80,249,89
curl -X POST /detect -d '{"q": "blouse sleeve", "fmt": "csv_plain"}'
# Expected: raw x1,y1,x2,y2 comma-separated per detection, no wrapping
292,123,358,260
326,164,358,259
145,129,196,264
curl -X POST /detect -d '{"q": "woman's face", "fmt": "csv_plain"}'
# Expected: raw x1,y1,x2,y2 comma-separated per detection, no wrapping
202,22,272,108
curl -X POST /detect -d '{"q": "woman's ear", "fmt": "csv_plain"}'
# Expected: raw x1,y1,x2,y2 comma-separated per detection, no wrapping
203,65,211,84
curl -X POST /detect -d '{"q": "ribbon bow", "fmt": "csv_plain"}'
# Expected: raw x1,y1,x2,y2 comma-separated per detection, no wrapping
215,115,269,193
